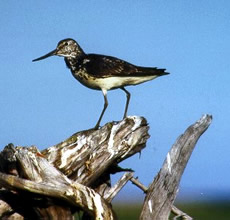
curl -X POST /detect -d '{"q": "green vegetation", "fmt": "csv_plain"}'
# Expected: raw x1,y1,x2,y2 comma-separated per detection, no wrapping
176,202,230,220
113,202,230,220
113,204,142,219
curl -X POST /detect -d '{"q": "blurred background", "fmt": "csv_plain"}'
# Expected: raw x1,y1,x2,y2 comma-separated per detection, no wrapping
0,1,229,219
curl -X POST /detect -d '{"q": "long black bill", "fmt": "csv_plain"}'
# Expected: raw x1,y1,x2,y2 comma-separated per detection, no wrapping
32,49,57,62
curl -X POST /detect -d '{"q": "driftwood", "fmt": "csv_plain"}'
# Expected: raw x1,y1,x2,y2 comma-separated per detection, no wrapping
0,115,212,219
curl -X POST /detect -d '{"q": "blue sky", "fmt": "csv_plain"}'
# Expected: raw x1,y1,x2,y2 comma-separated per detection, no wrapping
0,1,229,202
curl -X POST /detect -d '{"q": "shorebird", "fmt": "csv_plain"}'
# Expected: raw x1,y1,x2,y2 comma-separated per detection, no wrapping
33,38,169,129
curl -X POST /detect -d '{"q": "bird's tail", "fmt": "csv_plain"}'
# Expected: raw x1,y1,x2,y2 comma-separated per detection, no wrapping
135,66,169,77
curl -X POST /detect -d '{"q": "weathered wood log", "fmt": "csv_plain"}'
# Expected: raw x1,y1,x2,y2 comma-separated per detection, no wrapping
140,114,212,220
42,116,148,185
0,116,149,219
0,115,212,219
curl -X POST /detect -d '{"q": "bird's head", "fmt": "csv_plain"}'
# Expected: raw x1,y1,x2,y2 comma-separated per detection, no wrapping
32,38,84,62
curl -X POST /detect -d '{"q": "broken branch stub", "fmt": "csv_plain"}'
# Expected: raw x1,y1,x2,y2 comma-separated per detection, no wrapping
140,114,212,220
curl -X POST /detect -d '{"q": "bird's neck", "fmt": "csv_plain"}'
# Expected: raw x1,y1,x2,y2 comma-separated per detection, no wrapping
64,55,84,71
64,44,86,70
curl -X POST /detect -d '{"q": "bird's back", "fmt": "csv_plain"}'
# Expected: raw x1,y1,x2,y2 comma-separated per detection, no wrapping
79,54,169,78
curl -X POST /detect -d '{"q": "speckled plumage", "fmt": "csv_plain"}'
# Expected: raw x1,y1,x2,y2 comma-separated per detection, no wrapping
33,38,169,129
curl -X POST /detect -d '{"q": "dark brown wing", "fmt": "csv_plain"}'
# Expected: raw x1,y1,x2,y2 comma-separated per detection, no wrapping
83,54,169,78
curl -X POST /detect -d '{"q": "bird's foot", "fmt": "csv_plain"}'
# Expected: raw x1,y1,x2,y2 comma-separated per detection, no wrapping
93,123,100,130
123,114,127,119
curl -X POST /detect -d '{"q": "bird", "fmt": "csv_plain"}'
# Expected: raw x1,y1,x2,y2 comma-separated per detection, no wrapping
32,38,169,129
